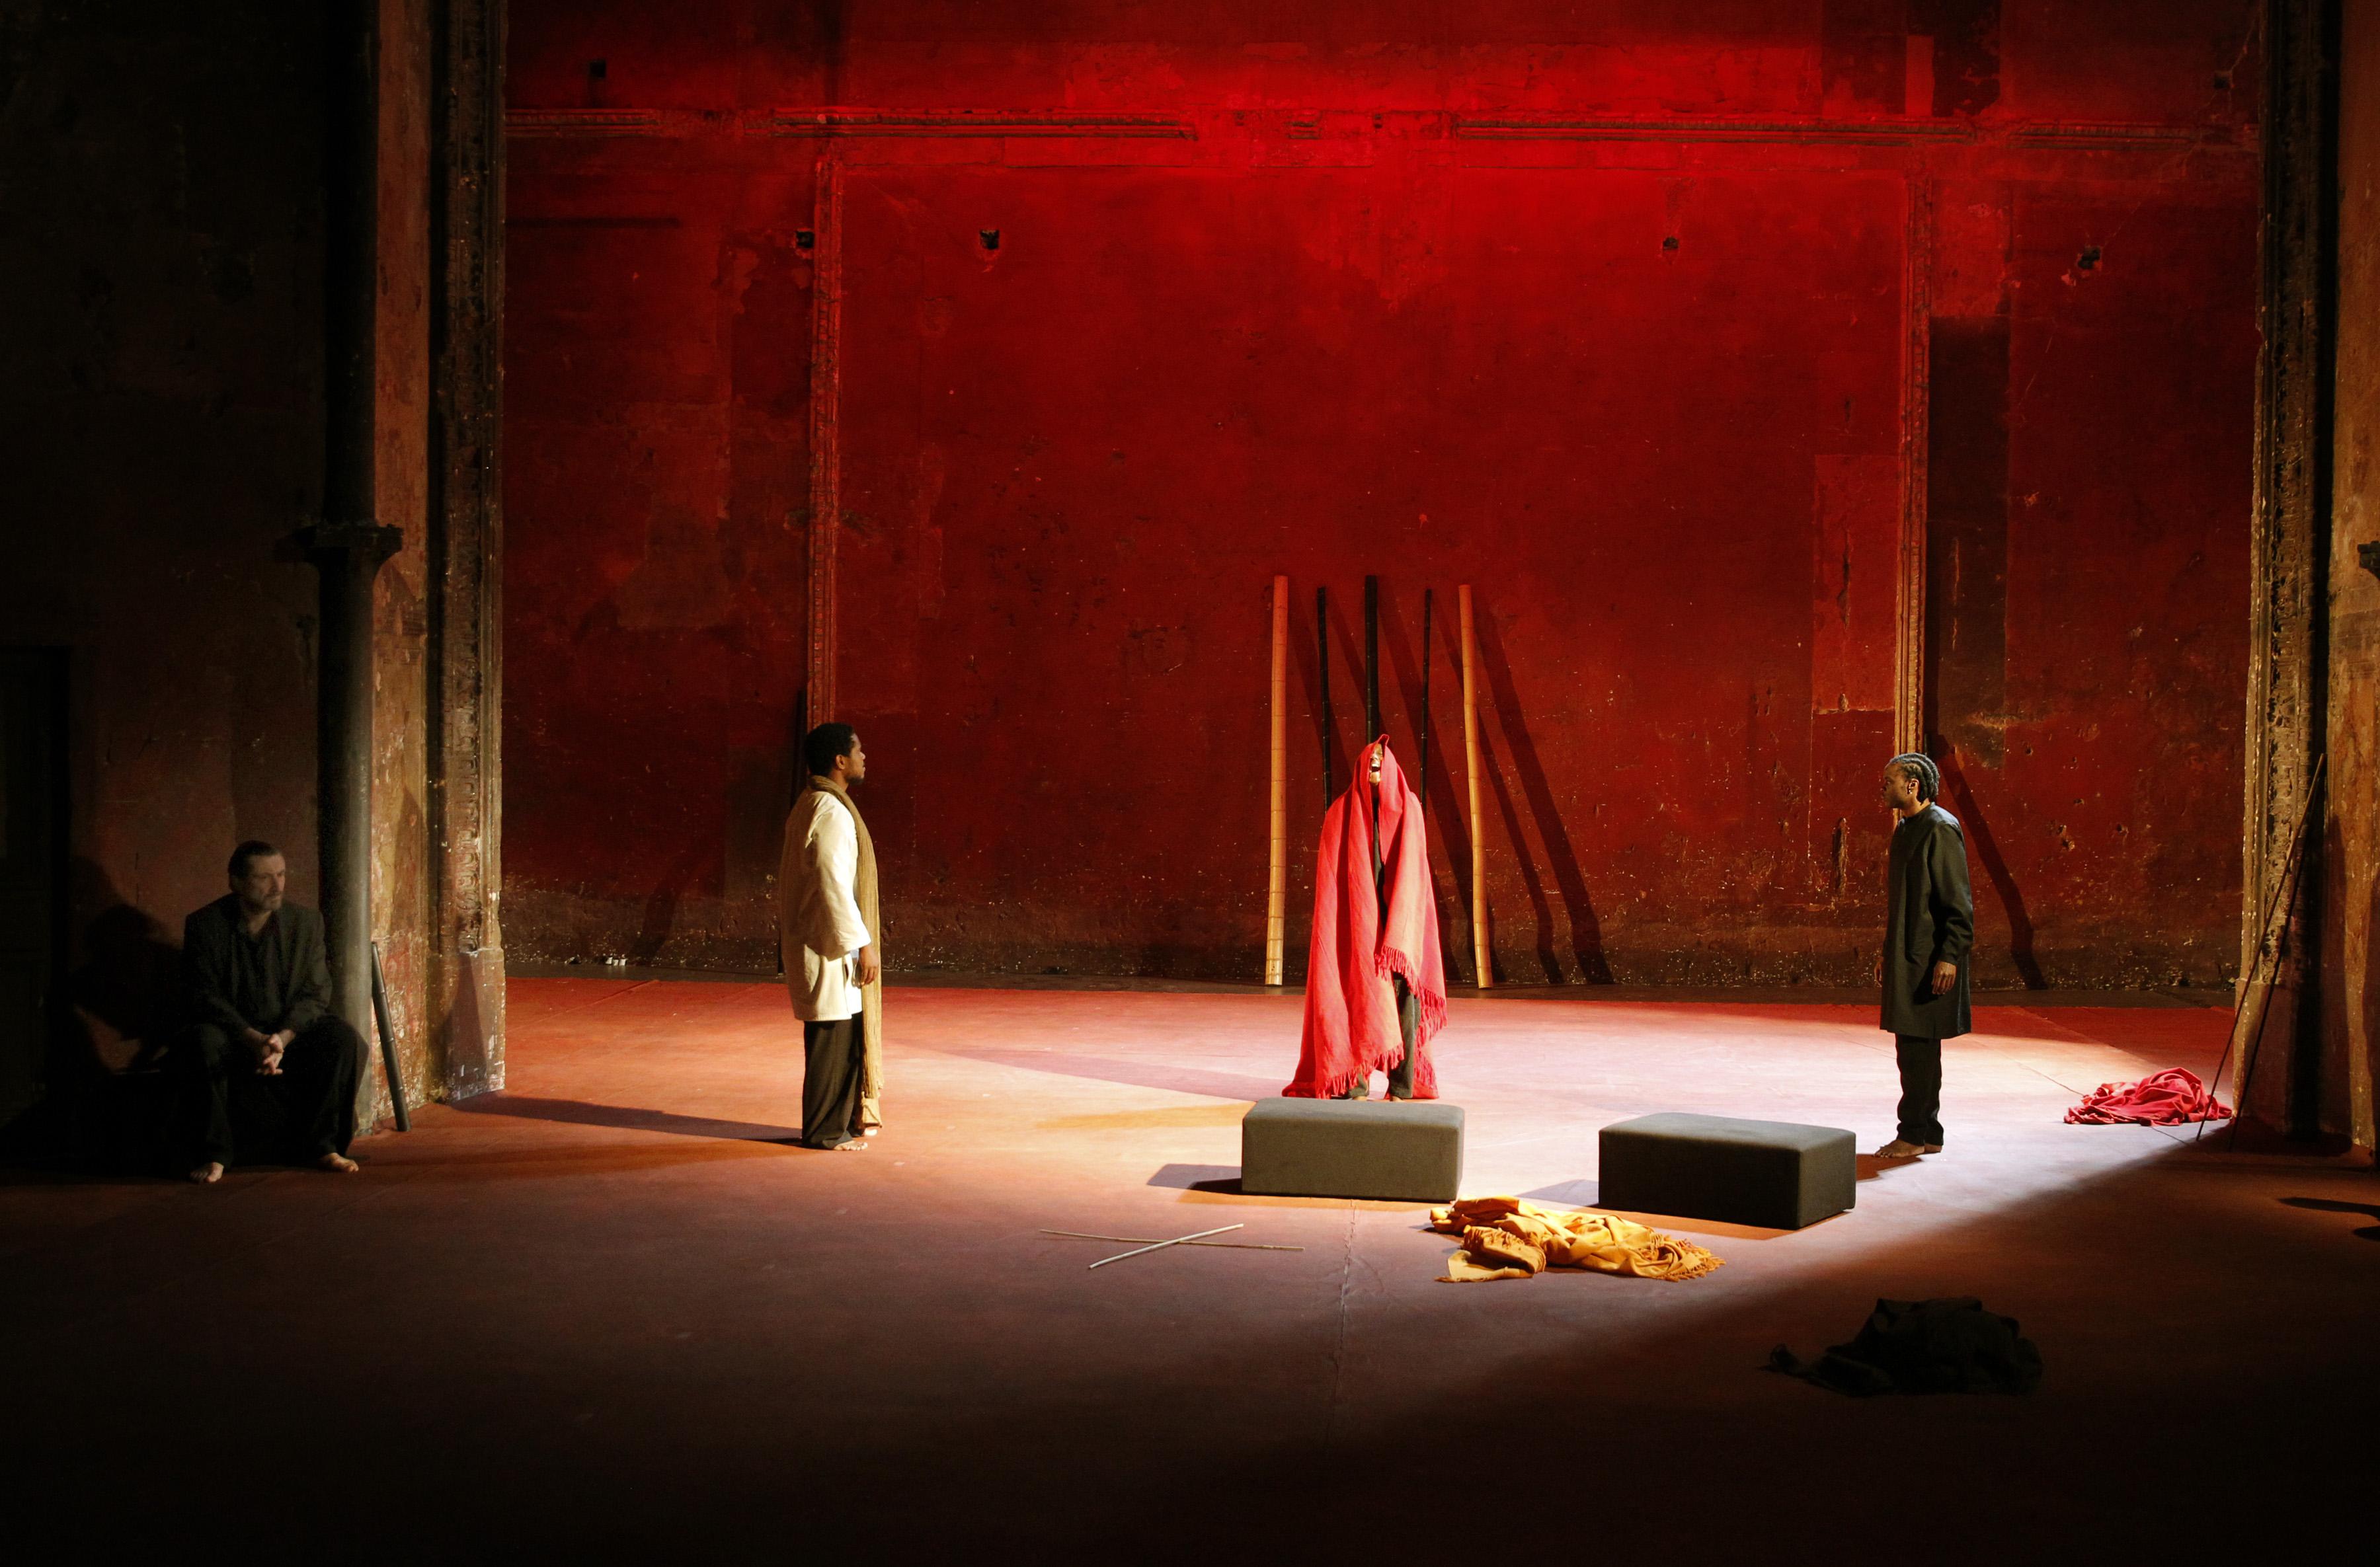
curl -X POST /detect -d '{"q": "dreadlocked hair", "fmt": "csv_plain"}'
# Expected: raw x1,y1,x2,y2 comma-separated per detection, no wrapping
1887,752,1940,802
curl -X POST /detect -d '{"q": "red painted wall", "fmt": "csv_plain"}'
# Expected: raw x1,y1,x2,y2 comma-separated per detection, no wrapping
504,1,2260,987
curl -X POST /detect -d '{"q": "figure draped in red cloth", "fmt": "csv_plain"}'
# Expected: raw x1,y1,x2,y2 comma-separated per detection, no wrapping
1285,737,1448,1100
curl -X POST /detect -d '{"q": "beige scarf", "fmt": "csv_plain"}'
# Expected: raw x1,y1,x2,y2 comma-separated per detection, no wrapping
1429,1197,1724,1283
806,773,884,1128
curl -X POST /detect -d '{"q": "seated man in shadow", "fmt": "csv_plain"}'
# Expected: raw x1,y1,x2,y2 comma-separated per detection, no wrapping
179,841,362,1184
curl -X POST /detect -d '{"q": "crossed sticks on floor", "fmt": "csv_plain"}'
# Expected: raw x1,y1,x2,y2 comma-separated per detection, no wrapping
1043,1224,1306,1270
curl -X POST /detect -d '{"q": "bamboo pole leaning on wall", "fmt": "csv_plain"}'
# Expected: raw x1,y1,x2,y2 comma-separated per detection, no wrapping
1265,576,1289,987
1460,585,1491,987
2207,753,2326,1139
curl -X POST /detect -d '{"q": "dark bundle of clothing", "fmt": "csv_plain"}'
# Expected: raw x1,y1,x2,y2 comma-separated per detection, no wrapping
1770,1297,2042,1396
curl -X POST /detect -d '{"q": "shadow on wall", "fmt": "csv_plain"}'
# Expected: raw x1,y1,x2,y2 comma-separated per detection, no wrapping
1935,744,2047,989
2,859,184,1166
1380,585,1473,983
629,834,719,968
1474,599,1611,985
1289,586,1336,811
1300,582,1609,987
1326,588,1363,798
61,859,183,1074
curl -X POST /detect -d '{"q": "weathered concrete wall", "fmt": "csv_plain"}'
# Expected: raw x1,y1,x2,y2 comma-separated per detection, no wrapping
2328,0,2378,1148
502,131,819,969
1931,178,2259,989
2,2,328,1016
503,1,2262,988
6,1,493,1127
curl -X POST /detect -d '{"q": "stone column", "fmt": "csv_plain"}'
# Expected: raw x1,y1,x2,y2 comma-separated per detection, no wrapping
428,0,507,1096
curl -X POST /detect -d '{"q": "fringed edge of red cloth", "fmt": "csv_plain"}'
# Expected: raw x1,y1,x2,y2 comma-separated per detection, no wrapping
1284,738,1447,1100
1376,940,1449,1052
2065,1067,2233,1126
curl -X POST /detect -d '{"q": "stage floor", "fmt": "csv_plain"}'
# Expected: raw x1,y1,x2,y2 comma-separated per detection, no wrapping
7,980,2377,1560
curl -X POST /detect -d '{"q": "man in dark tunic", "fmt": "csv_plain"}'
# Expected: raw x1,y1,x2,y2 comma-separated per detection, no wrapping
178,841,363,1183
1876,754,1974,1159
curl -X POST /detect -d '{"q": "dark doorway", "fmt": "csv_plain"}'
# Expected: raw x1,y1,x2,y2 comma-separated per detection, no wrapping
0,649,68,1129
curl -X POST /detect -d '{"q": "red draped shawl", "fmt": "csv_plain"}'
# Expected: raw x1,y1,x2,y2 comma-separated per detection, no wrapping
1284,738,1448,1099
2065,1067,2233,1126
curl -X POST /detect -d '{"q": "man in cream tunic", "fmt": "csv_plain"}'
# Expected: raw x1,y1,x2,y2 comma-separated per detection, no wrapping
779,722,881,1150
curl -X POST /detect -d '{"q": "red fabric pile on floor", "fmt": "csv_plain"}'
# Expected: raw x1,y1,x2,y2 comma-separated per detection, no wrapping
2065,1067,2232,1126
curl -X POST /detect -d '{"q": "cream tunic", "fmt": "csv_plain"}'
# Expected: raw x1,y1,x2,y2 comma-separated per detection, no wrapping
779,789,872,1022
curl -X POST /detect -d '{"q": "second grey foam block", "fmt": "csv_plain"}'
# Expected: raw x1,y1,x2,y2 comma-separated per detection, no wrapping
1598,1112,1856,1229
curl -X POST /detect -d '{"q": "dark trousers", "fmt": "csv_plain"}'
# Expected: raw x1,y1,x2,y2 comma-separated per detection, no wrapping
1895,1034,1944,1147
1335,979,1421,1101
801,1014,867,1149
181,1017,362,1167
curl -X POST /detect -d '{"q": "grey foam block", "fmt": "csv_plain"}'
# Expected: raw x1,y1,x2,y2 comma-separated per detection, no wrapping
1598,1112,1856,1230
1241,1098,1464,1202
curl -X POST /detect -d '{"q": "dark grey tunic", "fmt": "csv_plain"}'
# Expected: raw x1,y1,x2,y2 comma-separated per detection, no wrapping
184,894,333,1037
1880,804,1975,1040
178,895,354,1166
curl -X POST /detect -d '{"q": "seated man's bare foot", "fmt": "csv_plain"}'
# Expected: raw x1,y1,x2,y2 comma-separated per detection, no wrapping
188,1162,224,1184
830,1140,869,1152
318,1152,361,1174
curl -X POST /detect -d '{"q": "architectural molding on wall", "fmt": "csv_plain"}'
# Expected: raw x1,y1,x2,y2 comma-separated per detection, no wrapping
2003,121,2214,149
1454,113,1973,143
505,105,2251,163
770,108,1195,137
505,108,668,136
504,107,1196,139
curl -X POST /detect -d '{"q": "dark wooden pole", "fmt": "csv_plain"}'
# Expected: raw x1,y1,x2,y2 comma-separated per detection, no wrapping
1363,574,1381,741
2211,753,2327,1141
370,941,409,1131
1461,585,1491,987
1419,588,1432,810
1317,586,1333,802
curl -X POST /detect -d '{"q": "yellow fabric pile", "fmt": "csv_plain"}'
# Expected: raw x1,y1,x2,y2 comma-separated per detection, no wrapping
1429,1197,1725,1283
